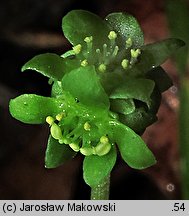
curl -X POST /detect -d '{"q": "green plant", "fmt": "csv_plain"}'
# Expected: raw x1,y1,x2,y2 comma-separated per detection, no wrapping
9,10,184,199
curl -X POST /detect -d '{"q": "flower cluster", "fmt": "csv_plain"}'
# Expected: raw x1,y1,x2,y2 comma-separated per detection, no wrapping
9,10,184,187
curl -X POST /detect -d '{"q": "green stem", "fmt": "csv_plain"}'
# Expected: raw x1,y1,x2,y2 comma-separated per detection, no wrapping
90,174,110,200
179,78,189,199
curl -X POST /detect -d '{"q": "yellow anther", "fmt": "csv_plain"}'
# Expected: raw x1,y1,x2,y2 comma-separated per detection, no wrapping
81,59,88,67
80,147,94,156
84,122,91,131
50,123,63,140
100,136,109,144
126,38,133,48
98,64,106,73
59,138,64,144
73,44,82,54
131,48,141,58
59,137,70,144
56,112,65,121
121,59,129,69
108,31,117,40
95,137,111,156
69,143,80,152
96,48,101,54
84,36,93,43
46,116,54,126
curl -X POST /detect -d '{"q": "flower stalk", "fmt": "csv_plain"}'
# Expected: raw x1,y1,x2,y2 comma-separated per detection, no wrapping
90,174,110,200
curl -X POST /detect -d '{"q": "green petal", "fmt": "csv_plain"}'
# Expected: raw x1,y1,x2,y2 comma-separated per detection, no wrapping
118,108,157,134
22,53,79,80
9,94,63,124
110,98,135,115
62,10,110,48
134,38,185,74
105,12,144,47
83,145,117,187
61,50,75,58
45,135,76,168
62,66,109,109
110,78,155,108
147,66,173,92
111,122,156,169
51,81,64,97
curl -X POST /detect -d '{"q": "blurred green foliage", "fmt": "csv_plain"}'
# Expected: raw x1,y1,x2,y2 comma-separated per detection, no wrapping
166,0,189,199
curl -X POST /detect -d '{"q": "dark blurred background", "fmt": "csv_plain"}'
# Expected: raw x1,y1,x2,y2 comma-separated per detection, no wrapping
0,0,188,199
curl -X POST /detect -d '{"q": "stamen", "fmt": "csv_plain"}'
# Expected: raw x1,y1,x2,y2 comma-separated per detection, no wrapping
84,122,91,131
96,48,101,63
84,36,93,43
94,136,112,156
72,44,82,55
48,78,53,85
56,112,65,121
130,48,141,65
69,143,80,152
121,59,129,69
112,45,119,57
100,136,109,144
130,48,141,58
108,31,117,48
50,123,63,140
108,31,117,40
59,137,70,144
84,36,93,55
103,43,108,59
126,38,132,48
98,64,106,73
46,116,54,126
81,59,88,67
96,48,101,54
80,147,94,156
